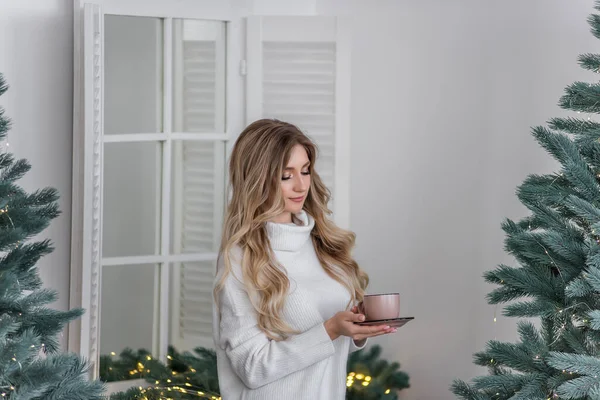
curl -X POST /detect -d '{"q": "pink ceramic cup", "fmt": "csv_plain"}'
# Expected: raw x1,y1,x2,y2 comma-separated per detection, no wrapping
359,293,400,321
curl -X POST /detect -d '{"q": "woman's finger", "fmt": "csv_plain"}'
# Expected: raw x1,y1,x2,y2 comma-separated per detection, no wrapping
351,324,392,337
354,328,396,341
354,328,398,341
349,312,367,323
352,324,388,336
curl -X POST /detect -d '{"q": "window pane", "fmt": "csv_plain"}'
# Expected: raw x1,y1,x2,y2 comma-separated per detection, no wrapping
171,140,225,254
99,263,159,382
105,15,163,134
172,19,226,133
103,141,162,258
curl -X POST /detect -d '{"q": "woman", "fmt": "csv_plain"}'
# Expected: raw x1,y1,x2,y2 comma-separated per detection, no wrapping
212,119,396,399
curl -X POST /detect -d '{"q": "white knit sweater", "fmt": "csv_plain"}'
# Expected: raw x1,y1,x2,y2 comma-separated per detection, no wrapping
212,210,365,399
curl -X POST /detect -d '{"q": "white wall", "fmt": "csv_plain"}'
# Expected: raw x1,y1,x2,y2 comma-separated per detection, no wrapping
316,0,596,399
0,0,75,350
250,0,317,15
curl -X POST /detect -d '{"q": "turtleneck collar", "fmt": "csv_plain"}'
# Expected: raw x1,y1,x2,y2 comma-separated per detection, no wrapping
266,210,315,252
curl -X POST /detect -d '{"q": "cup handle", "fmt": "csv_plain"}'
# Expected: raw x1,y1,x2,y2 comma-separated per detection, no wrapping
357,302,365,315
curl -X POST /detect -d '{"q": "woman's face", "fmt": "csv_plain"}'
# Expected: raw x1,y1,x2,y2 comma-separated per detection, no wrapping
276,144,311,222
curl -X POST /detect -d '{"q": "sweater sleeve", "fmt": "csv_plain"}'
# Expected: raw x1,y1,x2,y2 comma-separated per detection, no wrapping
216,269,336,389
349,338,367,353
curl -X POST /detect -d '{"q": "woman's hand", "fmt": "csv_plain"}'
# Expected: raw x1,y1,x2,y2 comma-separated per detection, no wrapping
324,308,397,341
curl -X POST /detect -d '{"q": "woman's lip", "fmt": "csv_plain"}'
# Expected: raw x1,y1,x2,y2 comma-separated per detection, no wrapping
290,196,305,202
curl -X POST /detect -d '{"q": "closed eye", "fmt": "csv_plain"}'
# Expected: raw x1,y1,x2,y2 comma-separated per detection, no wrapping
282,170,311,180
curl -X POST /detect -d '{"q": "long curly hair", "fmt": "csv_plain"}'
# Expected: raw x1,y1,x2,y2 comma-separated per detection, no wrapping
214,119,369,340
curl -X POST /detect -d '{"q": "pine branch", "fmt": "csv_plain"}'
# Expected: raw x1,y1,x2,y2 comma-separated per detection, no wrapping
450,380,492,400
589,13,600,40
560,81,600,114
549,117,600,134
578,53,600,73
589,310,600,330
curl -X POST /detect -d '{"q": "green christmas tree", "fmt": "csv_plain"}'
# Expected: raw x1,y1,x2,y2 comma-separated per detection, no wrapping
451,3,600,399
346,345,409,400
0,73,105,399
103,346,221,400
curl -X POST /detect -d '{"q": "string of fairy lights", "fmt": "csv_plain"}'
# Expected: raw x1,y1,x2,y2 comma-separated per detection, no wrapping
105,349,400,399
106,353,222,400
130,384,221,400
0,181,31,398
0,133,56,397
346,372,393,395
0,343,47,397
115,371,398,400
0,133,21,397
485,220,586,400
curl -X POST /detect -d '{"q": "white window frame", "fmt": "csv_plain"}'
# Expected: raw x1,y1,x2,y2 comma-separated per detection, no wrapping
69,0,245,385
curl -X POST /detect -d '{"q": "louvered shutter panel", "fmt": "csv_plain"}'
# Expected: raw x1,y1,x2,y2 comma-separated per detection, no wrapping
174,141,223,349
174,20,225,134
246,16,351,228
178,141,222,253
262,42,336,196
183,42,217,132
177,259,215,339
171,20,226,350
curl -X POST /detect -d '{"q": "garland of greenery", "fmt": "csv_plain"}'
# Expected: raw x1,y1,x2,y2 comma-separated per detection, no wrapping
104,346,220,400
103,345,409,399
346,345,410,400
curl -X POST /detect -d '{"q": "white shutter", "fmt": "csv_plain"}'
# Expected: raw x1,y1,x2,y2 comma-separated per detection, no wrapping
178,260,215,338
262,41,336,195
173,19,225,134
246,16,351,229
171,20,226,350
176,141,223,253
173,140,223,350
182,41,218,132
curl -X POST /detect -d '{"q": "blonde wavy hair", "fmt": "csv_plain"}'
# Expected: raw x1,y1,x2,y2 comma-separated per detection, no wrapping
214,119,369,341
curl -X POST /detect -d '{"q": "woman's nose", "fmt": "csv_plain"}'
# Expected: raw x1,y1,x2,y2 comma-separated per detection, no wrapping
295,174,308,191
